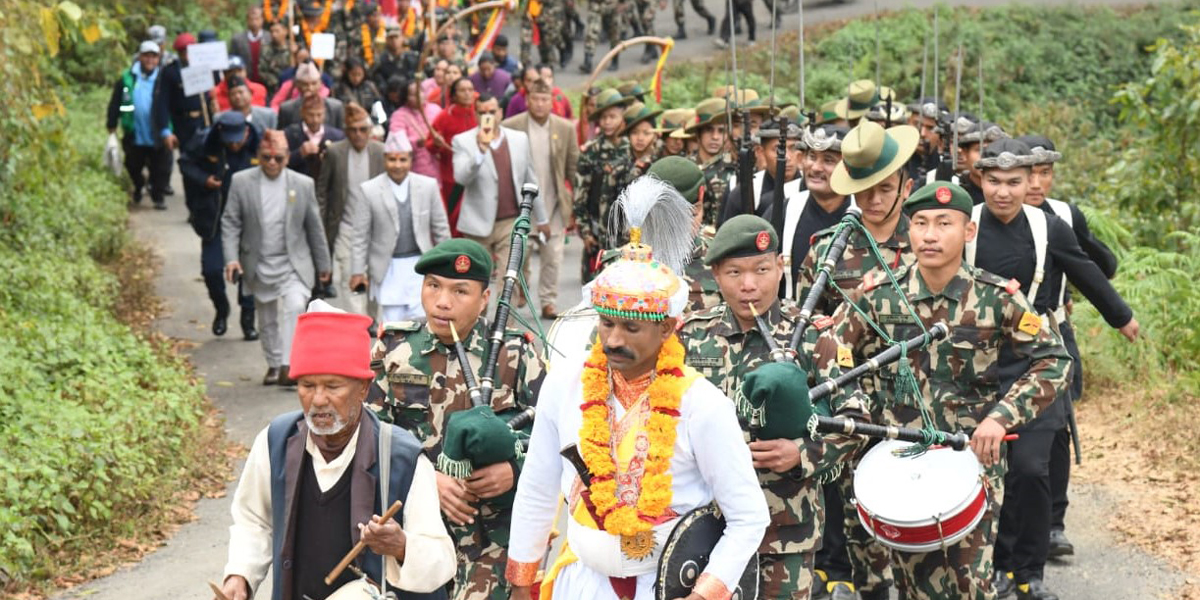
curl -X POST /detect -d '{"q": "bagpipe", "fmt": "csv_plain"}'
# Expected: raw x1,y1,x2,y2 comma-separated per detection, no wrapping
437,183,540,487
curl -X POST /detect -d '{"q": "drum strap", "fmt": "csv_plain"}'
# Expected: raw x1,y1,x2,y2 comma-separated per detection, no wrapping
379,422,392,598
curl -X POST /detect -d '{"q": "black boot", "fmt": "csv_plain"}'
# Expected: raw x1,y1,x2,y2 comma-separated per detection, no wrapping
675,23,687,39
995,571,1015,598
608,53,619,71
640,45,658,65
560,38,574,68
578,51,593,74
705,14,716,35
241,311,258,341
212,312,228,336
1016,578,1059,600
1048,529,1075,558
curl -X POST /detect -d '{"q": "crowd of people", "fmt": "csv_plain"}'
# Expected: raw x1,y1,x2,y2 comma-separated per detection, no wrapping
101,3,1140,600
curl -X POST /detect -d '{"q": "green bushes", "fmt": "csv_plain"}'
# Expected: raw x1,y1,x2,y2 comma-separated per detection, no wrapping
0,86,209,588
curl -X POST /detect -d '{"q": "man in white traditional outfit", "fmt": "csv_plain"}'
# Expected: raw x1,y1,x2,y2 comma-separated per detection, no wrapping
504,178,770,600
215,300,456,600
350,130,451,322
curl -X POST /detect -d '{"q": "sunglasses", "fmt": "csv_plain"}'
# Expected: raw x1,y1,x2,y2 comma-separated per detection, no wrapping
261,154,287,163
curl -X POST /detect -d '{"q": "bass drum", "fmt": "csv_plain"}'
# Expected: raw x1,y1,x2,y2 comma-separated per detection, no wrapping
853,439,987,553
544,302,598,371
325,576,393,600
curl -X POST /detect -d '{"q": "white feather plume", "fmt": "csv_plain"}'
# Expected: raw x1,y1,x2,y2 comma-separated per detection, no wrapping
609,175,695,275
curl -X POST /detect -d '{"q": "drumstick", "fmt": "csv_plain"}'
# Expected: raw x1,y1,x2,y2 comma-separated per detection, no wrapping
324,500,403,585
208,581,232,600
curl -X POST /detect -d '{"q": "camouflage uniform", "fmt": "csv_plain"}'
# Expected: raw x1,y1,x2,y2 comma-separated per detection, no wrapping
674,0,716,29
698,152,737,227
257,41,293,97
811,262,1071,600
369,318,546,600
616,142,663,191
629,0,656,36
682,229,721,312
679,300,869,600
582,0,620,57
796,216,913,597
520,0,565,68
574,136,633,278
328,6,370,80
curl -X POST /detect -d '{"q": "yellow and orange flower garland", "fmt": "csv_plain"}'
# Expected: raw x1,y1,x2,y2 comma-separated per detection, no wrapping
579,335,686,544
361,23,384,64
300,0,335,50
263,0,289,23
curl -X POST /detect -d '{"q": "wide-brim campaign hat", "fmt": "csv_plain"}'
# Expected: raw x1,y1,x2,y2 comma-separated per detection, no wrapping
831,122,919,195
621,102,663,135
834,79,880,121
589,88,634,122
685,97,729,133
817,99,841,124
653,108,694,135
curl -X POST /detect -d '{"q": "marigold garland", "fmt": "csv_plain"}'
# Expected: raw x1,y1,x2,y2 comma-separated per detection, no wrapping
300,0,334,49
579,335,686,538
362,23,385,64
263,0,290,23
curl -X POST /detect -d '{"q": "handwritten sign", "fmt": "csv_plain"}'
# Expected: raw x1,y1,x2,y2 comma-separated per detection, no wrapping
187,41,229,71
181,65,215,97
310,33,336,60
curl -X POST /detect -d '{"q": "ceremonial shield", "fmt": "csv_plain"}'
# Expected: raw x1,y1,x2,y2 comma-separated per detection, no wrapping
655,504,759,600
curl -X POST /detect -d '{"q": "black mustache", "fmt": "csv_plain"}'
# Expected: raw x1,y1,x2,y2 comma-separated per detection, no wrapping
603,346,636,360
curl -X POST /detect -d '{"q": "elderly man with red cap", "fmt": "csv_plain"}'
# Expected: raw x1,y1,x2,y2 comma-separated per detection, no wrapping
215,300,456,600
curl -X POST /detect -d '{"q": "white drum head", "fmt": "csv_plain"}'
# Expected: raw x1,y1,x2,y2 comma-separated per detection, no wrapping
853,439,983,525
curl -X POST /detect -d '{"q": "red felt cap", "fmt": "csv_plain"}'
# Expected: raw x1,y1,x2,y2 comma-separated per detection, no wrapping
173,33,196,51
288,311,375,380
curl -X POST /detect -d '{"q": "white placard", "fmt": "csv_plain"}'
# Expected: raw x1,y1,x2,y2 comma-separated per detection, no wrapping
181,65,216,97
187,41,229,71
310,33,336,60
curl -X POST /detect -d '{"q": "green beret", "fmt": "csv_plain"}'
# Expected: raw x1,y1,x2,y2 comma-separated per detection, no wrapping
903,181,973,217
415,239,493,283
437,406,521,480
737,362,825,440
704,214,779,266
648,156,704,204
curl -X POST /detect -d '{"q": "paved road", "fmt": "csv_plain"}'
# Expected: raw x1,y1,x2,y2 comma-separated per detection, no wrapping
54,1,1184,598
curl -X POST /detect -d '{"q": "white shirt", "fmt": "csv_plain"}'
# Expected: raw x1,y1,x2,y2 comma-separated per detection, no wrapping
345,145,371,229
526,117,557,215
507,356,769,592
223,418,456,595
389,175,410,206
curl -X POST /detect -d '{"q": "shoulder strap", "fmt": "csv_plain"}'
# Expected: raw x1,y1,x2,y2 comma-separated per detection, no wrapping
752,170,765,209
377,420,391,597
965,203,983,265
781,190,811,301
1045,199,1072,308
1023,204,1049,307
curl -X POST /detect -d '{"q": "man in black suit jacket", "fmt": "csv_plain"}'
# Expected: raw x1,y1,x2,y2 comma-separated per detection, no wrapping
285,96,346,182
277,62,345,130
228,5,266,84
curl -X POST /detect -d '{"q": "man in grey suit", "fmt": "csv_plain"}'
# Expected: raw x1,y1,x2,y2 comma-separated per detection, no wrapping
277,62,345,130
215,76,276,136
350,132,451,322
222,130,332,386
501,79,579,318
228,6,265,84
316,103,384,314
452,92,549,294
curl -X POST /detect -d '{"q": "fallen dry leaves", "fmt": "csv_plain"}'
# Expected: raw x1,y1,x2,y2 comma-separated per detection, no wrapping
1075,384,1200,598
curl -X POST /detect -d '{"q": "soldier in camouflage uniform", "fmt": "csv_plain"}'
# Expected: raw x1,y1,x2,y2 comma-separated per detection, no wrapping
797,121,921,600
687,97,738,228
812,182,1071,600
679,215,869,600
578,0,622,73
644,156,722,312
672,0,717,39
369,239,546,600
616,101,663,190
574,88,634,282
326,1,373,81
519,0,565,68
258,20,294,97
